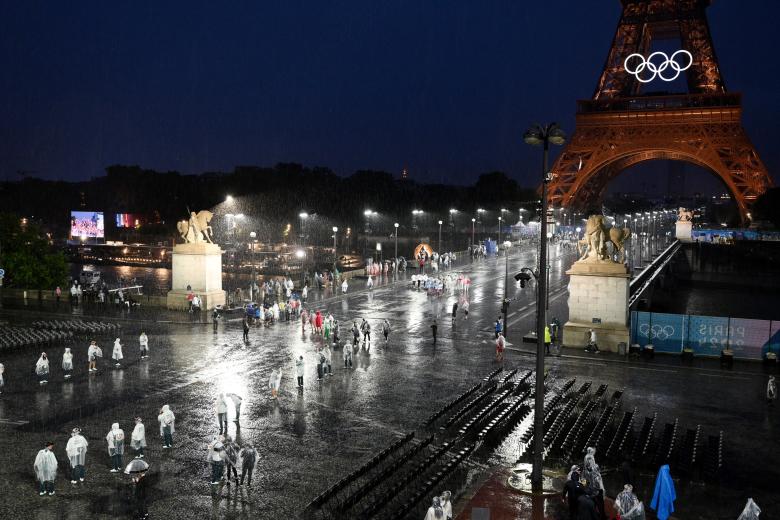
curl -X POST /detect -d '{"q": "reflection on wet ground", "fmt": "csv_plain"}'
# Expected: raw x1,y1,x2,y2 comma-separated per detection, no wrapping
0,248,776,519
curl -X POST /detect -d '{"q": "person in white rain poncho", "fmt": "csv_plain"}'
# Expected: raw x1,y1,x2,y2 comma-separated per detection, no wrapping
112,338,124,367
66,427,88,483
216,393,229,434
158,405,175,448
0,363,4,394
440,491,453,520
221,434,240,485
767,376,776,404
424,496,445,520
343,340,353,368
366,275,373,289
34,442,58,496
87,340,102,372
139,332,149,359
341,279,348,293
583,446,606,517
615,484,645,519
36,352,50,384
131,417,146,459
226,393,243,424
106,422,125,472
323,346,333,377
296,356,305,388
269,368,282,399
62,348,73,378
737,498,761,520
208,439,224,485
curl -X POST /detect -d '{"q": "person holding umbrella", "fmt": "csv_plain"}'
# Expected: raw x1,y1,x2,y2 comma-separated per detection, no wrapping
124,458,150,519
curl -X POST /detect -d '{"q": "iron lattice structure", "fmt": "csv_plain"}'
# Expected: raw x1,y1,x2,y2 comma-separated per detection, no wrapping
547,0,772,220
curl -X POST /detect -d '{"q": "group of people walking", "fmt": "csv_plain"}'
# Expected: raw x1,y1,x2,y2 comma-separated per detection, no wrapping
26,333,150,387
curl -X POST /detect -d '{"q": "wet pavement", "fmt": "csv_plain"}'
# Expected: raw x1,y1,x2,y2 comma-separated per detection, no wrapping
0,243,777,519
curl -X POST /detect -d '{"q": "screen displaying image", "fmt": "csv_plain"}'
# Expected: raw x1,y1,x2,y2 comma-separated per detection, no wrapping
70,211,105,238
115,213,141,228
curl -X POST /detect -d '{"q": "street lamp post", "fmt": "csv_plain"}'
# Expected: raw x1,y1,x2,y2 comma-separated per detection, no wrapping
394,222,399,265
503,241,512,339
249,231,257,301
438,220,443,252
498,216,503,248
471,218,476,249
299,212,309,283
524,122,566,492
332,227,338,276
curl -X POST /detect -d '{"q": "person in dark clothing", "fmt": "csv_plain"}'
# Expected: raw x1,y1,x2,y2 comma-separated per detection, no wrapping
212,309,219,333
239,444,257,486
242,317,250,342
131,472,150,519
431,319,438,344
576,491,599,520
562,471,584,520
451,302,458,324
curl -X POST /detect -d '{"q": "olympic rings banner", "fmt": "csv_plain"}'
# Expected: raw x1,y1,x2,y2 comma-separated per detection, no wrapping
624,50,693,83
631,312,780,359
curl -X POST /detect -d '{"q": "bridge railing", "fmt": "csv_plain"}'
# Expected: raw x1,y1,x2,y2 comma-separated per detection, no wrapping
628,239,680,307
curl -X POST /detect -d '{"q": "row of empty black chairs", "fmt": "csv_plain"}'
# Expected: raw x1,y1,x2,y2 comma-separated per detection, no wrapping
31,319,119,335
457,388,513,437
0,326,74,352
701,431,724,481
544,398,580,451
308,432,414,510
631,412,659,463
675,425,700,476
605,407,637,462
497,368,518,387
338,435,434,513
559,401,597,461
385,444,475,520
442,386,496,429
482,367,502,383
652,419,679,467
358,440,453,519
521,392,563,444
424,383,480,426
478,390,532,442
583,405,617,456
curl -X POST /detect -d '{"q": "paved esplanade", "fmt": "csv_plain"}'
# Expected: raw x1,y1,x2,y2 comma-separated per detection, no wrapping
0,244,777,519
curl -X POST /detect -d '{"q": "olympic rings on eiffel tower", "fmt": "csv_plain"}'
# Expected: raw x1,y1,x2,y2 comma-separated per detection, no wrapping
623,50,693,83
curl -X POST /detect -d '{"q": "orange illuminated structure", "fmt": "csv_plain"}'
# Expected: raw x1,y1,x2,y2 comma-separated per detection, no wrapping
547,0,772,221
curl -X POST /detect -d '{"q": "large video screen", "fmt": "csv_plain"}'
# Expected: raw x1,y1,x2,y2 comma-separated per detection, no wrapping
70,211,105,238
115,213,141,228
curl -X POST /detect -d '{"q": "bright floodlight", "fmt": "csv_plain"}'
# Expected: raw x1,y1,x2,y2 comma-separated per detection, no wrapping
503,241,512,248
364,209,374,216
471,218,476,222
299,212,308,219
438,220,443,225
295,249,305,259
477,208,485,213
449,208,457,214
249,231,256,238
394,222,399,228
225,213,234,219
225,195,233,203
332,226,338,232
235,213,244,219
576,227,581,233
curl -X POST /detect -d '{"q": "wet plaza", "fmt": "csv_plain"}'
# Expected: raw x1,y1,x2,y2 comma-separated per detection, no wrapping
1,246,778,519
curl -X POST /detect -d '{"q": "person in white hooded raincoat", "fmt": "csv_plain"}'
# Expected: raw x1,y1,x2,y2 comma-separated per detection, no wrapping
34,441,58,496
615,484,645,519
269,369,282,399
112,338,123,367
0,362,5,394
35,352,50,384
66,427,88,483
583,446,606,517
106,422,125,472
216,393,229,434
131,417,146,458
62,348,73,379
87,340,102,372
737,498,761,520
158,405,175,448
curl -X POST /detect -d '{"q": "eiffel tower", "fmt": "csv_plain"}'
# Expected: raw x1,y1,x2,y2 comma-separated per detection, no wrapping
546,0,772,220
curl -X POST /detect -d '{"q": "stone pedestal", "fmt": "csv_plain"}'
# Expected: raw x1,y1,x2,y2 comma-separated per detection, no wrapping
563,261,630,353
675,220,693,242
166,243,225,310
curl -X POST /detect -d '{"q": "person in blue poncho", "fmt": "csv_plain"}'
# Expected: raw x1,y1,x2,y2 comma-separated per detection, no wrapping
650,464,676,520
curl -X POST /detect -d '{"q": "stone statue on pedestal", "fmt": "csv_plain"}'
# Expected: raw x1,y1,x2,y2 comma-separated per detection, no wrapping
677,207,693,222
577,215,631,264
176,210,215,244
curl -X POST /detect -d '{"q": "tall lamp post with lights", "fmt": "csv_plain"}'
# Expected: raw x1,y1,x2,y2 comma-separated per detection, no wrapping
438,220,443,252
523,122,566,492
249,231,257,300
498,216,503,248
332,227,338,276
394,223,399,265
471,218,476,250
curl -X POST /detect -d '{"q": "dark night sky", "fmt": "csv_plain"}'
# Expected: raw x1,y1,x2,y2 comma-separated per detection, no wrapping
1,1,778,193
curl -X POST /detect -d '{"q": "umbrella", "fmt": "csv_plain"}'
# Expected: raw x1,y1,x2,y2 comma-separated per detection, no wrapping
124,459,150,475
